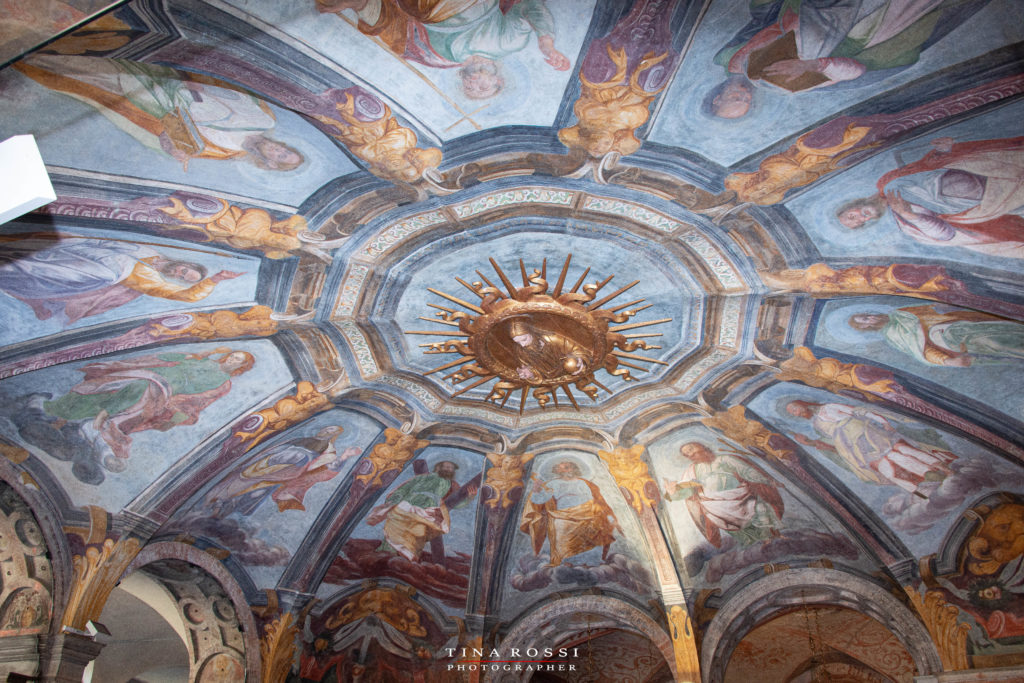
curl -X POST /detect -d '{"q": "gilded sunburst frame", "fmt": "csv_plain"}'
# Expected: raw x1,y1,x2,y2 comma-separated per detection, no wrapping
406,255,670,412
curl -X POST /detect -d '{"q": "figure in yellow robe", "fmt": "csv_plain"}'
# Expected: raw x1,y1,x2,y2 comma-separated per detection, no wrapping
521,460,618,567
0,235,240,325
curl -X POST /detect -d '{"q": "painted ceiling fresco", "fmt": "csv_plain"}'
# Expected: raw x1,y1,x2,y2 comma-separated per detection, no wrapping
0,0,1021,681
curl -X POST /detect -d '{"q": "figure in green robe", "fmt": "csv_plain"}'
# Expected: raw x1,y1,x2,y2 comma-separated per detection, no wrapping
849,305,1024,367
44,349,254,462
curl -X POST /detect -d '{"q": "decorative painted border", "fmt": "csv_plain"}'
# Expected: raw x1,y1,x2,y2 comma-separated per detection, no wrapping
335,321,379,378
600,386,680,421
334,263,371,317
718,296,743,347
434,385,681,427
582,196,681,233
678,231,742,289
362,211,446,258
452,188,575,219
378,375,443,410
440,402,519,427
339,185,748,316
673,348,734,390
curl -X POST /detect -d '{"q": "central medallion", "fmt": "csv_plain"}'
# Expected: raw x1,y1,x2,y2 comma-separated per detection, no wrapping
407,255,671,412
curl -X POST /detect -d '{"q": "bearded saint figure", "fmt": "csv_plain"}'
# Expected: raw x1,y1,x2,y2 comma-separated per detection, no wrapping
366,460,478,561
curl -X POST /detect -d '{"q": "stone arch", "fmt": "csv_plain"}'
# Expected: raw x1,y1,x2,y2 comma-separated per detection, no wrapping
0,451,71,637
493,595,675,682
0,477,58,679
701,567,942,683
124,541,261,682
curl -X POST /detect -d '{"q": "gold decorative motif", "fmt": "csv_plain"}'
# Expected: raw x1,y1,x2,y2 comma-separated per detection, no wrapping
667,604,701,683
159,198,315,259
483,452,535,509
356,428,429,488
905,587,970,671
325,585,427,637
63,537,141,630
701,405,795,461
761,263,951,299
724,124,877,205
317,92,442,184
777,347,897,395
228,381,332,455
0,440,29,465
598,444,657,513
408,254,670,411
260,611,298,683
559,46,670,159
148,305,279,341
965,502,1024,576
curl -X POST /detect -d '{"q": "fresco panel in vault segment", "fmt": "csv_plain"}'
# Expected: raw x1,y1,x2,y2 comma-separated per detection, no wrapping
498,449,658,622
648,422,867,594
787,98,1024,269
222,0,599,140
649,0,1024,167
0,54,354,206
0,227,260,348
160,408,384,592
814,295,1024,425
750,381,1024,557
0,339,292,509
321,445,484,614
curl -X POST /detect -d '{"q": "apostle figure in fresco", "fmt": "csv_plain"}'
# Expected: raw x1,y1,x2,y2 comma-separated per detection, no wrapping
707,0,989,118
314,0,570,99
14,55,304,171
42,348,254,463
0,235,241,325
205,426,362,517
848,304,1024,367
366,460,478,562
663,441,784,548
520,460,619,567
836,136,1024,259
509,319,589,382
785,400,957,496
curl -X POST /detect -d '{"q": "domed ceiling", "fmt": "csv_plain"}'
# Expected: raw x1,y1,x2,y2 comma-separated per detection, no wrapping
0,0,1023,681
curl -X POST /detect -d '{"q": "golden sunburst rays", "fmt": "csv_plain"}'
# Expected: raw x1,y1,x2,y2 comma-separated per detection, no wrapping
405,254,671,412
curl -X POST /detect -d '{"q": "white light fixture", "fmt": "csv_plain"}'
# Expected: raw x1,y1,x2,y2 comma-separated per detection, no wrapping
0,134,56,225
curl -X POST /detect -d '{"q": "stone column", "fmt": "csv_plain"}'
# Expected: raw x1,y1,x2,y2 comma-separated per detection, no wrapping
38,623,109,683
0,634,42,680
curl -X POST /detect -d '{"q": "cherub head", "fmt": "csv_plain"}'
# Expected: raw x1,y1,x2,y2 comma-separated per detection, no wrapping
216,350,256,376
459,57,504,100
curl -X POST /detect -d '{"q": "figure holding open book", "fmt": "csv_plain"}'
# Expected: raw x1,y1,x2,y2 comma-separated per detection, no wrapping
15,55,304,172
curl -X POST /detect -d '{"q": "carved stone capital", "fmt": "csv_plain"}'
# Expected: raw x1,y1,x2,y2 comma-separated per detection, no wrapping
904,587,971,671
38,627,107,683
666,604,701,683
